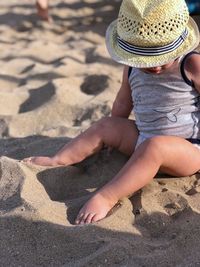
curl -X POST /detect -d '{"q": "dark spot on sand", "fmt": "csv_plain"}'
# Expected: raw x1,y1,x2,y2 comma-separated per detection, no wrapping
19,82,55,113
185,188,198,196
80,74,109,95
162,188,168,192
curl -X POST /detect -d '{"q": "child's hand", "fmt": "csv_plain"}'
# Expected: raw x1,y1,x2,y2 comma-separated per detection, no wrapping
23,156,58,166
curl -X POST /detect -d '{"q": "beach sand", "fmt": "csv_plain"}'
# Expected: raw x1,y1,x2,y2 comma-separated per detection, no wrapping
0,1,200,266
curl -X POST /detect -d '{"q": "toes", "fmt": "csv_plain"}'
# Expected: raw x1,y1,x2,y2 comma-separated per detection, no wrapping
23,157,35,164
22,156,53,166
91,214,103,223
85,213,96,224
75,212,96,225
22,157,29,163
75,212,84,225
75,212,102,225
75,194,115,225
79,213,89,225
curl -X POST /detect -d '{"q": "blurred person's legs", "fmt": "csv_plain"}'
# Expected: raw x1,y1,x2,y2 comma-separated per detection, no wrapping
36,0,50,21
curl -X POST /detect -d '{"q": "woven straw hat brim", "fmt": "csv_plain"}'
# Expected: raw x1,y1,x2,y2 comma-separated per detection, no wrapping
106,17,200,68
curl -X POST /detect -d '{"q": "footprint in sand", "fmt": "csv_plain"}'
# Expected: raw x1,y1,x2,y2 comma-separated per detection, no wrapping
159,190,189,217
80,74,109,95
74,104,111,126
19,82,56,113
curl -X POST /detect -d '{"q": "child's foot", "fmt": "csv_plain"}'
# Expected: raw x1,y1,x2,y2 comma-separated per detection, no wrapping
23,156,59,166
75,192,117,224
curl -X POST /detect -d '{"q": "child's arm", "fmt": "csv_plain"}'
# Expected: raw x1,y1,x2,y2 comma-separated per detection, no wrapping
184,53,200,92
111,66,133,118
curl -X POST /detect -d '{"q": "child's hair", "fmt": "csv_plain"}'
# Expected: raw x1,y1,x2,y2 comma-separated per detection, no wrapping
106,0,200,68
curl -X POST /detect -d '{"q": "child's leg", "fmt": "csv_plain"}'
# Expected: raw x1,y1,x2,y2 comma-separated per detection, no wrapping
75,135,200,224
24,117,139,166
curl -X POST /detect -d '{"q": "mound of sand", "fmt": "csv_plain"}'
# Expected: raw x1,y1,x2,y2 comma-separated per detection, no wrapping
2,153,200,266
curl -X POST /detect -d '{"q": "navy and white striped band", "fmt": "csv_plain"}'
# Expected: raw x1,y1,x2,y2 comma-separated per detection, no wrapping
117,28,188,56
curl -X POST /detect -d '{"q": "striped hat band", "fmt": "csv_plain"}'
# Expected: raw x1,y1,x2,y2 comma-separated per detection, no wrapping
117,28,188,56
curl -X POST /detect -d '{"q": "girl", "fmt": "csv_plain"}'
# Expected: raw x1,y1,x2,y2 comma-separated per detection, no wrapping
25,0,200,225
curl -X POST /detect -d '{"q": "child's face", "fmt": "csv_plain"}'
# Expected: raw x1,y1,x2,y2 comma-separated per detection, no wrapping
141,60,177,74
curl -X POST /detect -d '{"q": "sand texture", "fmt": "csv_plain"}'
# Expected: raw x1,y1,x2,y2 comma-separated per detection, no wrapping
0,1,200,266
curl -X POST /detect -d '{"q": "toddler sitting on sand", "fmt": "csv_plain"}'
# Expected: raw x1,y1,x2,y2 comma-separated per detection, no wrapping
25,0,200,225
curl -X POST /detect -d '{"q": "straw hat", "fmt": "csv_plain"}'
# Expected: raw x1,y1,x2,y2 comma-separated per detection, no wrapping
106,0,200,68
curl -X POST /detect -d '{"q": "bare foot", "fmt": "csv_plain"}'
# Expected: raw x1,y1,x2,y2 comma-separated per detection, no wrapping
23,156,58,166
75,192,117,224
36,0,51,22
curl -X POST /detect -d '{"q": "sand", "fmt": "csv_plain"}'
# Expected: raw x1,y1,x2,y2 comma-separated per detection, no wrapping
0,1,200,266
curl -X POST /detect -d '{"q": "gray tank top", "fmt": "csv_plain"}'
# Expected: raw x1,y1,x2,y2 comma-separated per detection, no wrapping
128,58,200,139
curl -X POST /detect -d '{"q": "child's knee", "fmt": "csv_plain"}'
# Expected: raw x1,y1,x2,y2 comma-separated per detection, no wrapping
140,136,166,161
93,117,113,131
91,117,111,134
91,116,122,144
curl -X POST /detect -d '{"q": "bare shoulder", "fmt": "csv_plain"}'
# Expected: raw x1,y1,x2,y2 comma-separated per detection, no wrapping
184,53,200,90
184,53,200,77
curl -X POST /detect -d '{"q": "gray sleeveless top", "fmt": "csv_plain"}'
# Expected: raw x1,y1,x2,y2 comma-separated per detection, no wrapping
128,59,200,139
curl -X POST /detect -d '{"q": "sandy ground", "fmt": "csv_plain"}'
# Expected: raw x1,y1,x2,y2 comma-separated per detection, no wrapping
0,1,200,266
